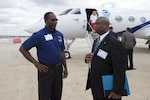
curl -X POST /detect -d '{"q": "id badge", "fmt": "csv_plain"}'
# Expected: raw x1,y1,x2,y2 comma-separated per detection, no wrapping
97,49,108,59
44,34,53,41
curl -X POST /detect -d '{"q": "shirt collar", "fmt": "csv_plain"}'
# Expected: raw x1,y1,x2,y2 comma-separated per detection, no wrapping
45,26,56,34
99,31,110,42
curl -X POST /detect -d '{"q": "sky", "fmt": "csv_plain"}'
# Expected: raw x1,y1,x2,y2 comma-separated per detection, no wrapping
0,0,150,36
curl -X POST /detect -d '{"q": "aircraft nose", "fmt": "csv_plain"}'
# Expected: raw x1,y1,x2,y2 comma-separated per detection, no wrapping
56,15,86,38
56,16,68,30
56,16,70,36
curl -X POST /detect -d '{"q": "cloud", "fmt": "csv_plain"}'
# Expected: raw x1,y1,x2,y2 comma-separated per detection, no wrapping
0,0,18,8
0,0,150,36
31,0,68,6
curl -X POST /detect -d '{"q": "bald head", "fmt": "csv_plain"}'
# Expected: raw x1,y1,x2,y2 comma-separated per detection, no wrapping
97,17,110,25
94,17,110,35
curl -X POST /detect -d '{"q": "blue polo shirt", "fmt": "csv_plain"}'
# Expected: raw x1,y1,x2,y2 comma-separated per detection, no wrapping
22,26,65,64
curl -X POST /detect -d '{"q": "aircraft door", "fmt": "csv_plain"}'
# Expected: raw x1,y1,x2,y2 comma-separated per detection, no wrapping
85,9,99,47
86,9,98,32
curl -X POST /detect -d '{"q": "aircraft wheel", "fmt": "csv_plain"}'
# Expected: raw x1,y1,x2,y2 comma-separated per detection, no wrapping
65,51,71,59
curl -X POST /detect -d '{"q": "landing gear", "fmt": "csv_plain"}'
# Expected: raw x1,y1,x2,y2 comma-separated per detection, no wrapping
145,40,150,48
65,51,71,59
64,38,75,59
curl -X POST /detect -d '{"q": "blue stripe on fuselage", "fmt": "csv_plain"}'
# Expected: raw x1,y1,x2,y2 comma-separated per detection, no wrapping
116,20,150,36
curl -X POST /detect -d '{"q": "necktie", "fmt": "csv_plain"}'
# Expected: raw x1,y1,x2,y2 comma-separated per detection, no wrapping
94,37,101,53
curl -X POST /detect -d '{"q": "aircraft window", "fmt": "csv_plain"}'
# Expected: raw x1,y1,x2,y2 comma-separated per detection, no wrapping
140,17,146,23
59,9,73,15
115,16,122,22
128,16,135,23
71,8,81,14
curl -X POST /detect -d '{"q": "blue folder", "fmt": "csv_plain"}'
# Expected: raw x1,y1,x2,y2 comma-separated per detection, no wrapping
102,74,130,97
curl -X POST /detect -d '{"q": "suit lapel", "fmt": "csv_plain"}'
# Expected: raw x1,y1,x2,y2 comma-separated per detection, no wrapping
100,34,110,46
95,33,111,53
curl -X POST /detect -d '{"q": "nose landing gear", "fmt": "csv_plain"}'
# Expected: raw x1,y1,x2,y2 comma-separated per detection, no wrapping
65,51,71,59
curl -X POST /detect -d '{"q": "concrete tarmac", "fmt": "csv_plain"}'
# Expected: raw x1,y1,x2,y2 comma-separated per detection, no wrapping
0,38,150,100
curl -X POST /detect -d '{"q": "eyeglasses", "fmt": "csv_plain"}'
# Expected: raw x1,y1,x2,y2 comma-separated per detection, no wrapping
51,18,58,21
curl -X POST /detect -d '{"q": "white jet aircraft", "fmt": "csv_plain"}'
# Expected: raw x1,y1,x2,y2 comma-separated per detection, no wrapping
25,7,150,58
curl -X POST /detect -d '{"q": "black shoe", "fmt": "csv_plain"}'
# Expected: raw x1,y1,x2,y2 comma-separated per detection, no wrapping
126,67,131,70
130,68,136,70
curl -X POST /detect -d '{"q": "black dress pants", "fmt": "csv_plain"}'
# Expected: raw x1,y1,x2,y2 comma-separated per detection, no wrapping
126,49,133,68
38,64,63,100
93,97,121,100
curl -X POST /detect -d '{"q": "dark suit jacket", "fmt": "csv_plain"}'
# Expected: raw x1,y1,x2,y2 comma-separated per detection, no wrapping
86,32,126,99
110,31,118,39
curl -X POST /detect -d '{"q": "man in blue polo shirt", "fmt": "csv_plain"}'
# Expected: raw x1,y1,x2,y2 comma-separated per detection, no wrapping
19,12,68,100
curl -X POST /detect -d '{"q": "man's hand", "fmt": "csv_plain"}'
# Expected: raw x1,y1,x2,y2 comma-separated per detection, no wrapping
34,62,48,73
108,92,121,99
63,68,68,79
85,53,94,62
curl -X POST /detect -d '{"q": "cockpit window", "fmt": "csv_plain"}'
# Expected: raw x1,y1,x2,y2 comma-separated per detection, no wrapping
70,8,81,14
59,9,73,15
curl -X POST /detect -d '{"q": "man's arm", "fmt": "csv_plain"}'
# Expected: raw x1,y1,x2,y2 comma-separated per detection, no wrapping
62,51,68,78
133,36,136,46
109,41,126,99
19,46,48,73
121,34,125,46
19,46,37,64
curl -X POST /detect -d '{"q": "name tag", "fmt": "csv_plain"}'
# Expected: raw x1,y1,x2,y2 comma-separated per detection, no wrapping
44,34,53,41
97,49,108,59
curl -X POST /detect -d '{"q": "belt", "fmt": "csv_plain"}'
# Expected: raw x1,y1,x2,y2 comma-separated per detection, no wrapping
41,62,62,67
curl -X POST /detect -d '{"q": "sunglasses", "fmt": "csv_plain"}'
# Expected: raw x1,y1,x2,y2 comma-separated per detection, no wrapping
51,18,58,21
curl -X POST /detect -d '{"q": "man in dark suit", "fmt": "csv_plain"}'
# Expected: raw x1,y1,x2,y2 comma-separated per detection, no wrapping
109,26,118,39
121,27,136,70
85,17,126,100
